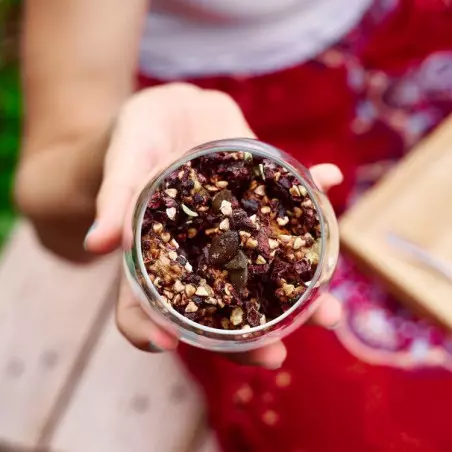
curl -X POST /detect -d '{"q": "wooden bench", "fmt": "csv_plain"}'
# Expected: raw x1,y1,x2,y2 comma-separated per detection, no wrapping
0,223,218,452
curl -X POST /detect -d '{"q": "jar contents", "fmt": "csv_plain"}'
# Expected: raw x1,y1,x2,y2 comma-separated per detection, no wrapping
141,151,321,330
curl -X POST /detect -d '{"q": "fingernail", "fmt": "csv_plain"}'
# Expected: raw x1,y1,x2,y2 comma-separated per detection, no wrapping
148,341,165,353
83,222,97,250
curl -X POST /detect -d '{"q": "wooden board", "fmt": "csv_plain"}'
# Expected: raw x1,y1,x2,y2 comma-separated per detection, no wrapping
49,314,206,452
340,118,452,329
0,222,120,449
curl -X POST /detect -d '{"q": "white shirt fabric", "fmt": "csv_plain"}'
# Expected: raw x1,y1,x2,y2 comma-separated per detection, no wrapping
139,0,372,79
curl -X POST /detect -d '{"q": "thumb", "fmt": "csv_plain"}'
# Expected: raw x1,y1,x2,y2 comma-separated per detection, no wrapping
84,121,163,255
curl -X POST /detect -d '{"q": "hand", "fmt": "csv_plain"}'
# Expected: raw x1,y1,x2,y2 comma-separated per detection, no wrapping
85,83,344,369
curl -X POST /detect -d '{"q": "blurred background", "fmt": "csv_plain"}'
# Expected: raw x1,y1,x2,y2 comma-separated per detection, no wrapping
0,0,20,248
0,3,215,451
1,1,452,451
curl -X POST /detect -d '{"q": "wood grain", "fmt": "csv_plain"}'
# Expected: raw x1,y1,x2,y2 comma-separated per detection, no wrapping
0,222,120,449
50,314,205,452
340,118,452,328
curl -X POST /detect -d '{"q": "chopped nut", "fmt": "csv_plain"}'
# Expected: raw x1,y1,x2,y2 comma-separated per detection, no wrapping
161,232,171,243
181,204,199,217
293,237,304,250
242,324,251,330
274,171,281,181
216,180,229,188
268,238,279,250
185,284,196,297
198,206,210,212
173,280,185,293
224,283,233,296
166,207,177,220
220,200,233,216
277,216,290,226
195,286,209,297
243,152,253,161
260,206,271,214
298,185,308,197
219,218,230,231
153,277,162,287
163,290,174,300
205,184,220,192
239,230,251,239
289,185,301,197
185,262,193,272
260,315,266,325
254,185,266,196
256,255,267,265
187,228,197,239
168,250,178,261
293,207,303,218
249,214,258,224
185,301,198,313
279,234,292,244
153,223,163,233
170,239,179,249
246,237,258,249
205,297,218,305
173,294,182,305
305,249,319,265
165,188,178,198
283,284,295,296
230,307,244,326
258,164,265,180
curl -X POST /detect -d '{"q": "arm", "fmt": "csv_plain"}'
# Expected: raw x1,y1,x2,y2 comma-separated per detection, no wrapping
15,0,148,260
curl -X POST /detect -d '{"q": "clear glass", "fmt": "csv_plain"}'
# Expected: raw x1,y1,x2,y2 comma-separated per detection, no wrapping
124,138,339,352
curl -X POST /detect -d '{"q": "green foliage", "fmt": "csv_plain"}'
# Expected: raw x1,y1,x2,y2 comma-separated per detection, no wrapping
0,1,21,248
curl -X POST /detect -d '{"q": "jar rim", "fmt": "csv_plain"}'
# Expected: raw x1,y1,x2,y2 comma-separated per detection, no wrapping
133,138,327,337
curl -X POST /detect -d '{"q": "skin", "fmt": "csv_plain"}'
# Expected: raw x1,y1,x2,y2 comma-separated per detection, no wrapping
16,1,343,369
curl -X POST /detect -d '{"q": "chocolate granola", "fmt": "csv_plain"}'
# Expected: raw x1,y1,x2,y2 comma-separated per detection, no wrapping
141,151,321,330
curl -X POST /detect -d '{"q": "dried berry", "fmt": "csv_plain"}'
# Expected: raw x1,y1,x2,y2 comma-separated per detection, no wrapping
241,198,259,214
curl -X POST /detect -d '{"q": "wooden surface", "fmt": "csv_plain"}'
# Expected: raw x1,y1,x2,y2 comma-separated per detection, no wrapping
340,118,452,329
0,222,216,452
50,314,205,452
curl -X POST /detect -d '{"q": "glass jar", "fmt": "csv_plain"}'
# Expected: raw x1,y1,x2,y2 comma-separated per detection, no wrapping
124,138,339,352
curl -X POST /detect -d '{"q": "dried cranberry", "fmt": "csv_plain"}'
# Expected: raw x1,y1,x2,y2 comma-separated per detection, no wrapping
241,198,259,214
294,259,312,280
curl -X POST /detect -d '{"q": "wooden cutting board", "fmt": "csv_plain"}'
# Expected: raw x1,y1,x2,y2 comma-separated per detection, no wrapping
340,117,452,329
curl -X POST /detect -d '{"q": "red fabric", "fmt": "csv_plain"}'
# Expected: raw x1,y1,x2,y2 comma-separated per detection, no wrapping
138,1,452,450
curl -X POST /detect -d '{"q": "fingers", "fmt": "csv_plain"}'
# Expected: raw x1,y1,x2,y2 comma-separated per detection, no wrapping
116,278,179,352
310,163,343,192
307,292,342,329
224,340,287,370
84,121,158,254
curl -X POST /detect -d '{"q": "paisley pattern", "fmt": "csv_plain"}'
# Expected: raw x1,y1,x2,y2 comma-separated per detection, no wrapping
139,1,452,450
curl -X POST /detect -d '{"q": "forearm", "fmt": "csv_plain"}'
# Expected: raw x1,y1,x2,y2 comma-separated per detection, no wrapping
15,0,148,259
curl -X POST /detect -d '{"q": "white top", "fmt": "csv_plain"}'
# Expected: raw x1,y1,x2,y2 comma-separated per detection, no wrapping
139,0,372,79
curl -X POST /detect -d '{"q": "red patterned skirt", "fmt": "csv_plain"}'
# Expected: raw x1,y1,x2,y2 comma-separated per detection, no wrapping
138,1,452,450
